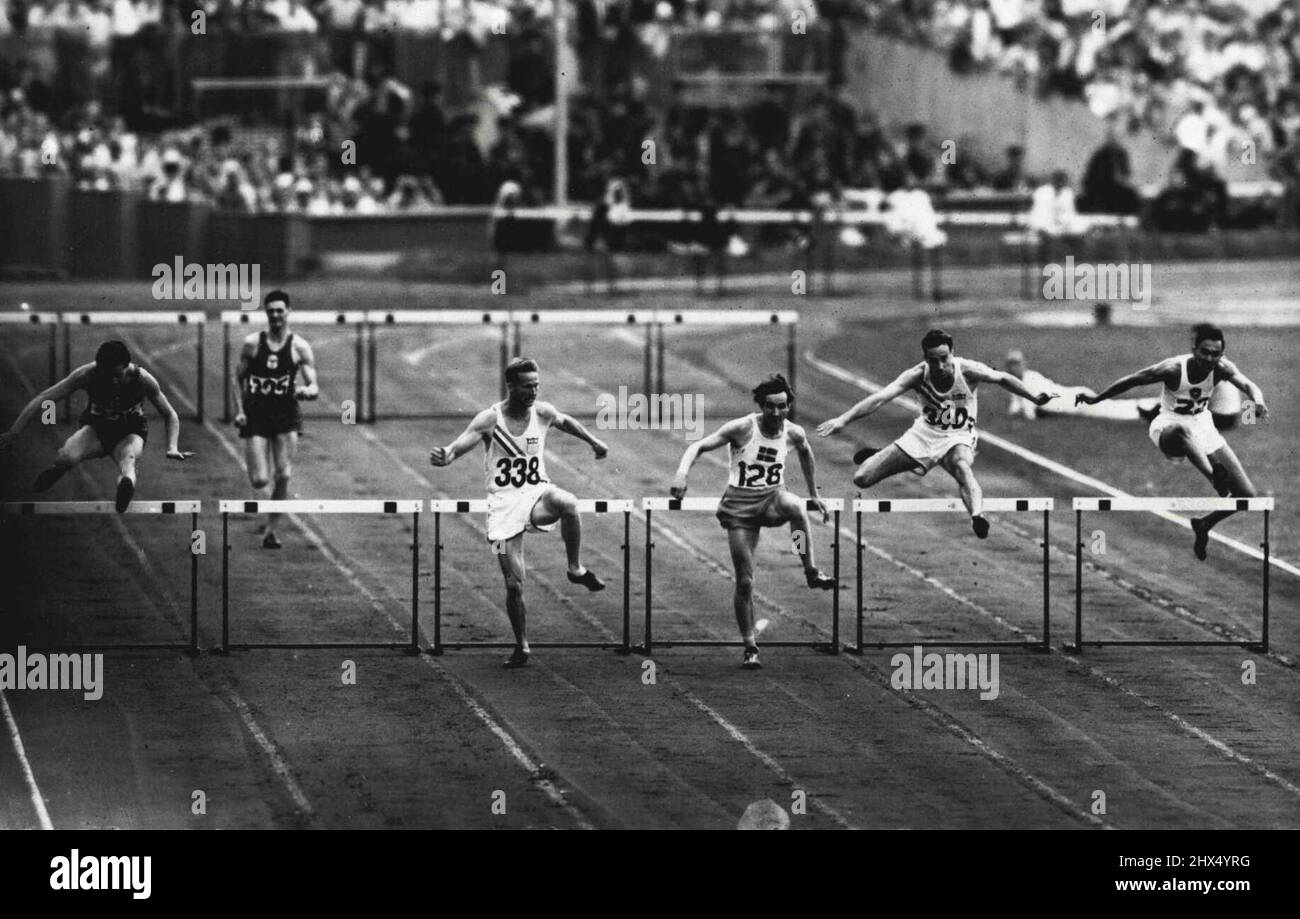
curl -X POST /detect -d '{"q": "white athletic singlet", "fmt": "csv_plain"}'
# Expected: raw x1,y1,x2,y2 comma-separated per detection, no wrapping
484,404,550,495
916,358,978,432
1159,354,1216,417
728,414,788,489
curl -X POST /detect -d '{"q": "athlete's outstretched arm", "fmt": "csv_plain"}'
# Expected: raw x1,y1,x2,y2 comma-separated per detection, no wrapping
790,425,829,522
430,409,495,467
0,365,90,452
1077,360,1172,406
538,403,607,458
142,369,193,460
1216,359,1269,419
963,361,1058,405
816,366,922,437
670,418,747,498
294,338,319,400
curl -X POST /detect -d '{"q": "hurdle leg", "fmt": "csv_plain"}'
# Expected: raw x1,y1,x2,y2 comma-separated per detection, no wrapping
222,319,231,423
195,320,205,424
410,511,420,654
855,510,863,654
830,509,840,654
62,319,71,421
367,321,377,424
221,511,230,653
354,322,364,424
47,322,57,391
190,510,200,655
621,510,631,653
655,322,665,397
499,323,509,401
931,246,943,302
911,243,923,300
787,323,797,423
1042,508,1050,652
643,323,652,401
431,511,443,655
643,509,653,656
1072,508,1083,653
1262,509,1270,652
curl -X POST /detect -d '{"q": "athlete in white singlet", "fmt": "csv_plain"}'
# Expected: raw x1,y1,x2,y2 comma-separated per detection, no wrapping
672,374,835,670
1077,324,1268,560
429,357,609,667
817,329,1057,540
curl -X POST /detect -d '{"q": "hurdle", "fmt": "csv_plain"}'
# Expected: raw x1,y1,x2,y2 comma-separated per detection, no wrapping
60,311,207,422
0,501,201,653
364,310,513,415
511,309,657,403
221,310,367,424
427,498,634,653
0,312,60,392
1070,496,1274,652
218,499,422,652
853,498,1053,652
640,496,843,655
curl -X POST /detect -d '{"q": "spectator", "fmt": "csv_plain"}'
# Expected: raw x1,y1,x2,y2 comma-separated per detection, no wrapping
1028,169,1089,237
1078,117,1139,214
991,143,1030,192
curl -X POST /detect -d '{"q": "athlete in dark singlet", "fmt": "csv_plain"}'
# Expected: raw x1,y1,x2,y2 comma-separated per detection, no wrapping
1,340,193,511
232,289,319,548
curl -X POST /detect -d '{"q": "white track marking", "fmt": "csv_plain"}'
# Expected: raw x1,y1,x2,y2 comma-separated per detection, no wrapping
133,339,597,829
0,690,54,829
677,687,857,828
806,349,1298,578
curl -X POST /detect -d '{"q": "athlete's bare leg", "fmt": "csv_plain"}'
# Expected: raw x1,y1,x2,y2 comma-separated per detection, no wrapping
112,434,144,486
267,431,298,543
727,527,761,647
1157,427,1214,479
33,426,104,492
1190,444,1257,560
496,533,529,658
530,486,582,572
852,444,921,490
940,443,983,510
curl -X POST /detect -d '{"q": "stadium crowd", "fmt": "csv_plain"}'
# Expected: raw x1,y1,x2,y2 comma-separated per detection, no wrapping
1,0,1296,225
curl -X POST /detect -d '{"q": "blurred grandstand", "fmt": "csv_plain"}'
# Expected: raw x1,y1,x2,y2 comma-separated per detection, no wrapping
0,0,1296,243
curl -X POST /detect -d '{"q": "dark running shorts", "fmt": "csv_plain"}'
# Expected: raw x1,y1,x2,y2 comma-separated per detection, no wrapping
715,485,788,530
79,411,148,455
238,407,303,439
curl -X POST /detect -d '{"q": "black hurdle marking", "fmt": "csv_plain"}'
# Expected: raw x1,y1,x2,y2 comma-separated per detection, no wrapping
162,502,176,514
1016,499,1028,512
239,314,251,323
595,501,608,513
1098,499,1111,511
669,499,682,510
383,501,397,514
244,501,258,513
456,501,470,513
674,313,684,323
28,314,41,324
1237,499,1248,511
769,313,779,323
334,314,347,324
21,503,35,514
879,501,892,512
177,314,189,323
625,314,636,324
530,313,540,322
481,313,492,323
79,314,91,323
384,313,396,324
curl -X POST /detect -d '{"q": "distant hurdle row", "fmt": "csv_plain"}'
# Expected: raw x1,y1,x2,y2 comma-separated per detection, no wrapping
220,308,800,424
1,307,797,428
0,495,1275,655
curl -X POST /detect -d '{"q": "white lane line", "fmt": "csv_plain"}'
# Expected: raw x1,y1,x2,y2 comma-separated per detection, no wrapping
806,349,1298,578
677,687,857,829
136,339,597,829
0,690,54,829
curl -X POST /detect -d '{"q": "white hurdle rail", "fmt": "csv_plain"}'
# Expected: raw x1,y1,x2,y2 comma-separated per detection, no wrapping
853,498,1054,652
59,311,207,422
427,498,635,653
0,500,202,653
217,498,422,653
1071,496,1275,652
640,496,844,655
